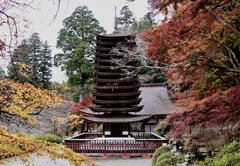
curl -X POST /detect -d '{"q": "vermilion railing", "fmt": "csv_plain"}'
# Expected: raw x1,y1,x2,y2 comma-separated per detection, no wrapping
63,133,167,157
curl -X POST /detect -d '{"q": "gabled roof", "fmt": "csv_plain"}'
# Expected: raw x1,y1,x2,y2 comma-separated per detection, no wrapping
83,114,151,123
134,84,182,115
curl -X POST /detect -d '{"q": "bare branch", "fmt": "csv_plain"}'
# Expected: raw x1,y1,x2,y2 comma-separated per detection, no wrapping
0,11,18,50
109,36,170,83
223,43,240,68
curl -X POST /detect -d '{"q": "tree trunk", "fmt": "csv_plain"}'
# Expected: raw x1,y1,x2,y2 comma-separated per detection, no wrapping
79,84,84,102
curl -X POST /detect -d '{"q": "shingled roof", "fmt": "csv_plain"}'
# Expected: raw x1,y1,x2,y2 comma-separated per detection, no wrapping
83,114,151,123
133,84,182,116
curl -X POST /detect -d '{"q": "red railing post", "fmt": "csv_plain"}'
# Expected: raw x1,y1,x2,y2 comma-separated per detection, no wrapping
104,140,106,155
124,140,126,155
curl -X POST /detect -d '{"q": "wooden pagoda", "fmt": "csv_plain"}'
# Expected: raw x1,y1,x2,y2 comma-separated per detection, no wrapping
84,31,152,137
63,9,168,158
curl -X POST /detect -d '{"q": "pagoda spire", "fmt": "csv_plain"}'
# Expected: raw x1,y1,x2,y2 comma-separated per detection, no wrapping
113,6,119,33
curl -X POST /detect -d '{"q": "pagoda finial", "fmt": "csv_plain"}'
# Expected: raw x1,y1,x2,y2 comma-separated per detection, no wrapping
113,6,119,33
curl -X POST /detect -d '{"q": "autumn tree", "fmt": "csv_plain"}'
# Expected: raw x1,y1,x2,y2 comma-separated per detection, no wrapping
0,79,62,127
0,125,94,166
55,6,105,102
8,39,33,83
140,0,240,152
0,0,62,56
51,96,93,135
0,1,95,165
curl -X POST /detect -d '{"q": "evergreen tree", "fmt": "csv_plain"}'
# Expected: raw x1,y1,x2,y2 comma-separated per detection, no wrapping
0,66,6,79
131,12,156,33
8,39,32,83
117,6,135,32
54,5,105,102
8,33,52,89
28,33,43,86
39,41,52,89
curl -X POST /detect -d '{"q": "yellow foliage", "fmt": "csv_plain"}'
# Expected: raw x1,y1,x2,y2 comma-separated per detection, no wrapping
0,79,63,126
0,125,94,165
51,114,84,130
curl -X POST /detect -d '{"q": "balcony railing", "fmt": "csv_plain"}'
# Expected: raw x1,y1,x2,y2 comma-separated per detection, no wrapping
63,132,167,158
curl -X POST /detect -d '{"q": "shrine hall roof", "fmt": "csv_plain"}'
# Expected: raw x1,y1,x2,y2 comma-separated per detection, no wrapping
133,84,182,116
83,114,151,123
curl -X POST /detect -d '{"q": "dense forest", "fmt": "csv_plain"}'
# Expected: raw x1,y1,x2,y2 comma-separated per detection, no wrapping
0,0,239,166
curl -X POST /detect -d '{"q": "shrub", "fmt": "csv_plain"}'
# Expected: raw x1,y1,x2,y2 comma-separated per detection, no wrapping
195,139,240,166
155,152,184,166
98,124,103,132
152,146,171,166
32,133,63,143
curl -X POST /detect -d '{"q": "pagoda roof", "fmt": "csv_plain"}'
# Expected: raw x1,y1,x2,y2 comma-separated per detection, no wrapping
97,32,133,38
96,47,112,52
91,98,142,105
96,41,123,46
95,52,115,57
94,58,112,64
92,90,141,97
94,65,113,70
89,105,143,113
82,114,151,123
93,77,139,83
94,71,125,77
93,83,141,90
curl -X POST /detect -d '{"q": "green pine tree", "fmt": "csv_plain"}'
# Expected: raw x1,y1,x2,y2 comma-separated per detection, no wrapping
117,6,135,32
38,41,52,89
8,33,52,89
54,5,106,102
0,66,6,79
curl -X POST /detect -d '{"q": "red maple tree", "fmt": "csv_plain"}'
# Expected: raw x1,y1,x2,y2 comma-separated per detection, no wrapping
142,0,240,149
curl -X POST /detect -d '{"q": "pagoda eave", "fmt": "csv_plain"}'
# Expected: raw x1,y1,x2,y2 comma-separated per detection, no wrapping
95,52,115,57
96,41,121,46
89,105,144,113
94,58,112,64
93,77,139,83
96,47,112,52
94,71,126,77
97,33,133,39
93,83,141,90
95,65,112,70
92,90,141,97
91,98,142,105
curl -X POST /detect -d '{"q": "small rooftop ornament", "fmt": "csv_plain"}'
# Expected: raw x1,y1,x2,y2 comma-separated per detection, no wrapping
113,6,119,33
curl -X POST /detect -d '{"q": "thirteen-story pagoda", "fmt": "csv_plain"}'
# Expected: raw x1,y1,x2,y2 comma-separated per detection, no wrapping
83,9,151,137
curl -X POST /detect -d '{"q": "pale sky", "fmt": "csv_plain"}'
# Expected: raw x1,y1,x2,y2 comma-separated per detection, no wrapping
1,0,152,83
